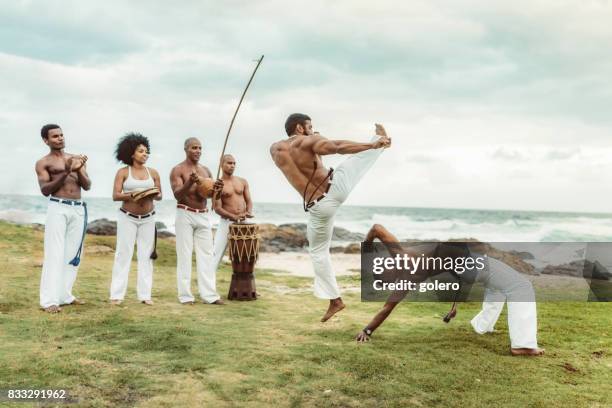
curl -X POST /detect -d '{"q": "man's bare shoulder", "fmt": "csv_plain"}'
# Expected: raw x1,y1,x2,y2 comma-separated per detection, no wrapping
35,153,60,168
170,161,189,176
270,139,286,153
236,176,249,185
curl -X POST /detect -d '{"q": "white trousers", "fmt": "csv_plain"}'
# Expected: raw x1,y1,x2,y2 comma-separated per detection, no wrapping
40,200,85,308
470,257,539,349
307,137,385,299
109,210,155,301
175,209,219,303
212,217,232,273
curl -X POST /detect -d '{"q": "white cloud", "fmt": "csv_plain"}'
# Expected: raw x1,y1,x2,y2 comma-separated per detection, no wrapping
1,1,611,212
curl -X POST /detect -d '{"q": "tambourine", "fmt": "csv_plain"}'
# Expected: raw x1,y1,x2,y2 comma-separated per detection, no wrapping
131,187,160,202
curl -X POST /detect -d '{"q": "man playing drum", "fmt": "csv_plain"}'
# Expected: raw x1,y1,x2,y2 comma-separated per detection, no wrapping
35,124,91,313
170,137,224,305
270,114,391,322
211,154,254,275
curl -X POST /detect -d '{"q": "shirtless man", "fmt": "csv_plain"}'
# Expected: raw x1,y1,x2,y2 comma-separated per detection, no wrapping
34,124,91,313
211,155,253,272
170,137,224,305
270,113,390,322
355,224,545,356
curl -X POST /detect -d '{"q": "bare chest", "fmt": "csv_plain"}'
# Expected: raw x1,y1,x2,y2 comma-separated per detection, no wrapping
221,179,244,198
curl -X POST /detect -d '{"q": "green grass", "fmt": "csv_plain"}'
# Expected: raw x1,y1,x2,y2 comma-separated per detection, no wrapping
0,221,610,407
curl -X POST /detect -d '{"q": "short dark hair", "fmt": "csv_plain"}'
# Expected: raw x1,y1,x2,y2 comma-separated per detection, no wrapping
115,132,150,165
285,113,311,136
41,124,60,140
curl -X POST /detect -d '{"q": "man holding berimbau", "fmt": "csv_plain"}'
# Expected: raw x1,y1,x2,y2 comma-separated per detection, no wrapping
170,137,224,305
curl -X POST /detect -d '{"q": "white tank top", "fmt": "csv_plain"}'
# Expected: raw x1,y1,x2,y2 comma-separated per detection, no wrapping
123,166,154,193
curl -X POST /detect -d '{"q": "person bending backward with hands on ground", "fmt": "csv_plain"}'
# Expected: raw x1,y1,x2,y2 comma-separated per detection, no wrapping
355,223,544,357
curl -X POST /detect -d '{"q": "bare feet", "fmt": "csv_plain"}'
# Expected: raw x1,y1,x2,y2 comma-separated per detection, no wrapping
511,347,545,356
375,123,391,148
141,300,154,306
208,299,225,305
182,301,195,305
43,305,62,313
67,298,86,306
110,299,123,306
321,298,345,322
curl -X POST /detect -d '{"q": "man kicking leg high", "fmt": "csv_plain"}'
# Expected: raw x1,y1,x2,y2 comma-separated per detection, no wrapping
270,114,391,322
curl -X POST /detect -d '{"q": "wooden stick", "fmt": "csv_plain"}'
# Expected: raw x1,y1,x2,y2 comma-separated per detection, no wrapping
216,55,264,179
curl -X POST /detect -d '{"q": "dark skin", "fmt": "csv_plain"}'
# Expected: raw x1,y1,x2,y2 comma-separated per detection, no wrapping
169,138,223,210
112,144,162,215
270,121,391,322
35,127,91,199
213,155,253,222
270,122,391,203
34,127,91,313
355,224,545,356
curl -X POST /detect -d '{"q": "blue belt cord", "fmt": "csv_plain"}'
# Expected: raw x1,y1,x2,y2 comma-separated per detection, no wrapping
68,203,88,266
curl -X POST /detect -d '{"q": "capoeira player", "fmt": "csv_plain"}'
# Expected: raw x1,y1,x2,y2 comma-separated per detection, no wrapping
211,154,253,273
270,113,391,322
110,133,162,306
35,124,91,313
355,224,544,356
170,137,224,305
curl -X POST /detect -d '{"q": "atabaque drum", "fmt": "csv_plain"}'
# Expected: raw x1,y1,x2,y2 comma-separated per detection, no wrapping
227,223,260,300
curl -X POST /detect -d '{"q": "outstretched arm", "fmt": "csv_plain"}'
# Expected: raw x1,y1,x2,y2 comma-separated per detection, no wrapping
356,302,400,342
356,223,404,342
311,135,379,155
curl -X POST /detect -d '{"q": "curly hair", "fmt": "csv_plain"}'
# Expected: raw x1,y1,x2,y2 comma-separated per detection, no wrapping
115,132,150,165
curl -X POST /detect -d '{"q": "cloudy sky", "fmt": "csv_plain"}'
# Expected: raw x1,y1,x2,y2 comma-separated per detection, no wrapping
2,0,612,212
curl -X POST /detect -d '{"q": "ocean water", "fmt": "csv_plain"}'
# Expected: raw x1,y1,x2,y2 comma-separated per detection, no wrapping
2,194,612,242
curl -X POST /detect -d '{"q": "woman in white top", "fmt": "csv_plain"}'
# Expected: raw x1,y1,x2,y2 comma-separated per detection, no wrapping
110,133,162,305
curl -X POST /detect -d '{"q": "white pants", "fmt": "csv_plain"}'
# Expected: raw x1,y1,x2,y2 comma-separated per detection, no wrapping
307,137,385,299
175,209,219,303
40,200,85,308
109,210,155,301
470,257,539,349
212,217,232,274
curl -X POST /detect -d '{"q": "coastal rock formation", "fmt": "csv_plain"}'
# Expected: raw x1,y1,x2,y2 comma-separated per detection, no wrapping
542,260,611,280
259,223,308,253
463,241,537,275
86,218,175,237
87,218,117,235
